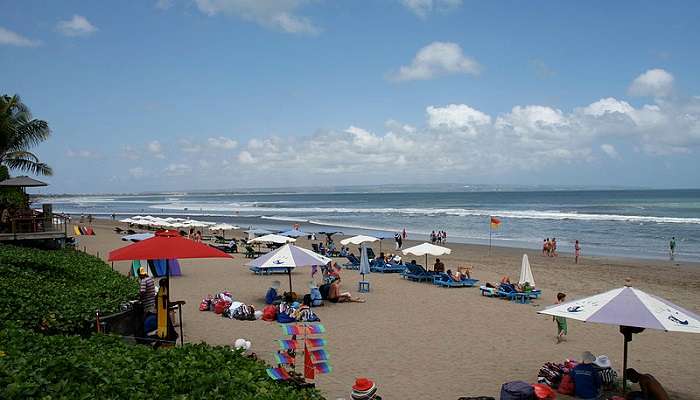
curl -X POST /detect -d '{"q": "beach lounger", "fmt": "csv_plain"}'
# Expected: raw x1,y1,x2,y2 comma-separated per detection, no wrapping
249,266,291,275
366,247,376,260
371,260,405,273
343,254,361,269
312,243,321,253
244,245,256,258
214,235,228,243
114,227,124,234
480,286,498,297
401,264,432,282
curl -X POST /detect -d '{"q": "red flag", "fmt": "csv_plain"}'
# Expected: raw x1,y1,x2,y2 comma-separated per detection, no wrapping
304,344,315,380
490,217,501,229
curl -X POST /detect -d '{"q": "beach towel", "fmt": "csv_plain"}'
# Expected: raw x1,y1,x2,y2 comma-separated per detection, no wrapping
130,260,142,277
153,259,167,277
85,227,95,235
168,259,181,276
73,226,81,235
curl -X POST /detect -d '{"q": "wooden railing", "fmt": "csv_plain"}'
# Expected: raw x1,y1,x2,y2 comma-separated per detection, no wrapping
5,214,68,238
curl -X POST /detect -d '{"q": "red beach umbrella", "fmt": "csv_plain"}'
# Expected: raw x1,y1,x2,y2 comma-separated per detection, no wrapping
108,230,232,262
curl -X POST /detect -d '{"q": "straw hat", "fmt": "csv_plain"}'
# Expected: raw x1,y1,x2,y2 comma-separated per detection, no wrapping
351,377,378,400
581,351,596,364
271,280,281,289
594,355,611,368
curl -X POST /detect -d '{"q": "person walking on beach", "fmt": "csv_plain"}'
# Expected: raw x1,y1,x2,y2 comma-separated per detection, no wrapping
402,228,406,240
554,292,567,343
669,237,676,260
575,240,581,264
551,238,558,257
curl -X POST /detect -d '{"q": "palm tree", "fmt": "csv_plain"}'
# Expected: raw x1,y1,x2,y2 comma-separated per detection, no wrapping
0,94,52,177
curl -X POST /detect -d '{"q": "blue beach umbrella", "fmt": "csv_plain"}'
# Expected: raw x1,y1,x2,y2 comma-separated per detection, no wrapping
279,228,311,238
247,244,331,292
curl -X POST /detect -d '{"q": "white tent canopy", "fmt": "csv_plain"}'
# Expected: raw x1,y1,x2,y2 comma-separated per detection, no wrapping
248,234,297,244
340,235,380,246
519,254,535,287
210,223,239,231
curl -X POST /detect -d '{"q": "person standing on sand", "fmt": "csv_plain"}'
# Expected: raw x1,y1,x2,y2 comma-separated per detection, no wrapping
551,238,558,256
669,237,676,260
554,292,567,343
402,228,406,240
575,240,581,264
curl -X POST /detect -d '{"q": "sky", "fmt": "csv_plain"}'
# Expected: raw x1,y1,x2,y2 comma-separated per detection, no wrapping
2,0,700,193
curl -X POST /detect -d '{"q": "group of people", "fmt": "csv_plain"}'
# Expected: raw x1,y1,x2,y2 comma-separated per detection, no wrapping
429,230,447,244
542,237,558,257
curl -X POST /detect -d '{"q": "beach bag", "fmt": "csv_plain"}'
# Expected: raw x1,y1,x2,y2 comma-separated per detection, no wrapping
276,312,296,324
500,381,534,400
214,300,231,315
233,305,255,321
532,384,556,400
557,375,574,396
262,305,277,321
298,308,320,322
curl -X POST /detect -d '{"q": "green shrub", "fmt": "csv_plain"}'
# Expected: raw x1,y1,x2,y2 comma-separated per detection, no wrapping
0,327,324,400
0,245,139,334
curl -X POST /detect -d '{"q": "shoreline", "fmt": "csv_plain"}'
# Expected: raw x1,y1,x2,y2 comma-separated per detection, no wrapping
72,213,700,265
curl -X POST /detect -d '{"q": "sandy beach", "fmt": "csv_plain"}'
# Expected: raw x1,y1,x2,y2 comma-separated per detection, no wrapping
80,219,700,399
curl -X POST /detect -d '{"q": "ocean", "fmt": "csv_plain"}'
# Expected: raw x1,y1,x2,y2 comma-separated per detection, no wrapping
37,186,700,262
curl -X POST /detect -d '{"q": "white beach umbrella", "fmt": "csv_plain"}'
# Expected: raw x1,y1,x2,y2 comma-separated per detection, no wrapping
248,234,297,244
120,218,137,223
539,284,700,391
340,235,380,246
210,223,239,231
359,243,371,281
402,242,451,270
519,254,535,287
247,244,331,291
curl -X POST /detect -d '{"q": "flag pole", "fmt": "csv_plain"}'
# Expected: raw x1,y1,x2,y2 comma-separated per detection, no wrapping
488,217,492,256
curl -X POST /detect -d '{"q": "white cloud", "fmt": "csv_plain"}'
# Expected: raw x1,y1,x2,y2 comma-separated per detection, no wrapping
628,68,674,97
427,104,491,137
600,144,620,159
155,0,174,10
193,0,319,34
56,15,98,37
207,136,238,149
66,149,100,159
400,0,463,18
128,167,145,178
390,42,480,81
238,150,256,164
147,140,166,159
164,163,192,176
0,27,41,47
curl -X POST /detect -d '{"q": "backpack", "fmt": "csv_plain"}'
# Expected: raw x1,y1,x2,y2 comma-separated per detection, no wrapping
557,375,574,396
277,312,296,324
500,381,534,400
532,384,556,400
265,288,279,305
262,305,278,321
214,300,232,314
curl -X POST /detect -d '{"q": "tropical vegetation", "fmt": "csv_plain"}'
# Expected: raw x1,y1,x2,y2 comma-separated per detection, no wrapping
0,94,52,177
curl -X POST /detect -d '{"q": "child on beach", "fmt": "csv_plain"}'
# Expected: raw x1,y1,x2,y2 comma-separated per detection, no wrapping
554,292,567,343
575,240,581,264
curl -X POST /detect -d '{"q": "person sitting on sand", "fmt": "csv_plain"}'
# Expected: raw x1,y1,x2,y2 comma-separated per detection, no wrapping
265,281,282,305
433,258,445,273
351,377,382,400
328,277,365,303
625,368,670,400
571,351,602,399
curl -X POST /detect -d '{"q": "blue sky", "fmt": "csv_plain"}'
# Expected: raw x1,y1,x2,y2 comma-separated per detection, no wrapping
2,0,700,193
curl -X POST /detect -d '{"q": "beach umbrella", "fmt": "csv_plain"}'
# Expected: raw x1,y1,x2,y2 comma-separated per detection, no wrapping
340,235,380,246
519,254,535,287
245,228,275,240
248,234,296,244
120,218,138,224
247,244,331,292
538,284,700,391
402,242,451,270
121,232,155,242
359,243,370,281
279,228,310,238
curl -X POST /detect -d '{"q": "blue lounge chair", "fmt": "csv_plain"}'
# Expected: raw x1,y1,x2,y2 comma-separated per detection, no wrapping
401,264,432,282
343,254,361,269
249,266,291,275
432,273,479,288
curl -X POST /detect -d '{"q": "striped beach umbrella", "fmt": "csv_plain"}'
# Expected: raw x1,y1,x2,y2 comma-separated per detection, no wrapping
247,244,331,292
539,284,700,390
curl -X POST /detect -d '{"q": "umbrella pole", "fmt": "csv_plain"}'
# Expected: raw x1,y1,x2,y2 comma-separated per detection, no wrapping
622,331,629,393
288,268,293,293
